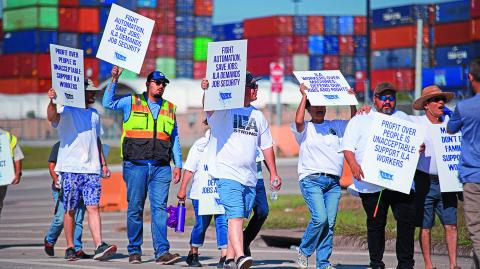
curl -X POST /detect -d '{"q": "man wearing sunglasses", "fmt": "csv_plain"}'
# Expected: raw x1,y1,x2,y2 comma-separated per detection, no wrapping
103,66,182,265
342,82,416,269
410,86,461,269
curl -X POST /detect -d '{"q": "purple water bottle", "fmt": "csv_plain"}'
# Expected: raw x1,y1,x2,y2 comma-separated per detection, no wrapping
175,201,186,233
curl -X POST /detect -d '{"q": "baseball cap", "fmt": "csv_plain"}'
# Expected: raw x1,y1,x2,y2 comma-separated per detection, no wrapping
246,71,262,87
147,71,170,84
84,79,100,91
374,82,397,95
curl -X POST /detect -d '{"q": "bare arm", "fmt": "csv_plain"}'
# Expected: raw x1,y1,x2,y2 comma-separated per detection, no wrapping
295,84,308,132
177,170,193,201
344,150,364,180
97,137,110,178
47,89,60,125
48,162,59,188
262,147,282,189
201,79,214,117
11,160,22,185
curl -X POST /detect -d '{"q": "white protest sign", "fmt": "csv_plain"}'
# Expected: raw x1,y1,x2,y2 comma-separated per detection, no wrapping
362,112,425,194
50,44,85,108
429,121,463,192
293,70,358,106
198,177,225,215
0,134,15,186
96,4,154,74
204,39,247,111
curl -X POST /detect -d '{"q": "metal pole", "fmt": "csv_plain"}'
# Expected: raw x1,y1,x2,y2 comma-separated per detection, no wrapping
414,19,423,116
276,92,281,126
365,0,371,104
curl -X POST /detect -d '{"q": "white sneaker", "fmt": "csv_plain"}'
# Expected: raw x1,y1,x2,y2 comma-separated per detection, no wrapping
297,250,308,268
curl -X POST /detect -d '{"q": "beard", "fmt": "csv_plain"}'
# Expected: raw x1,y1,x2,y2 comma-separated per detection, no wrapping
153,93,163,99
380,105,394,115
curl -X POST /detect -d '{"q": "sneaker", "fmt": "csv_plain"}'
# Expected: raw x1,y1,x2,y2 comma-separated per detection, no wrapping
93,242,117,261
44,237,54,257
75,250,92,259
236,256,253,269
64,247,77,261
186,251,202,267
129,253,142,264
224,258,237,269
217,256,226,268
155,252,181,265
297,250,308,269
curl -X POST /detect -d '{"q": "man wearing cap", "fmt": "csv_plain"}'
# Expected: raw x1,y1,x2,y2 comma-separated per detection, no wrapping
447,57,480,269
342,82,416,269
200,72,282,269
411,86,460,269
103,66,182,265
47,79,116,262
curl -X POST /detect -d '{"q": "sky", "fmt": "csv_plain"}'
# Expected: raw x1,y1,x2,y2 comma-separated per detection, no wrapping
213,0,455,24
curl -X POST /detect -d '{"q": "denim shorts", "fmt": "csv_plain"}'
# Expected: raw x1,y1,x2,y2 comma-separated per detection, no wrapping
216,178,256,219
61,172,101,211
414,170,457,228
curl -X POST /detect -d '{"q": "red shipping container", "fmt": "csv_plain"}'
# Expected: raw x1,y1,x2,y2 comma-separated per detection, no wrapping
247,56,292,76
308,16,324,35
0,79,20,94
244,16,293,38
140,58,156,77
472,0,480,18
147,34,158,56
354,16,366,35
156,35,176,57
293,35,308,53
0,55,21,78
18,54,51,78
371,69,397,91
84,58,99,85
339,36,354,56
78,8,99,33
137,8,156,20
395,69,415,91
59,0,79,6
156,10,176,35
0,20,3,41
354,71,366,93
193,61,207,79
0,79,50,94
157,0,176,11
58,8,79,32
194,0,213,16
323,55,340,70
472,18,480,40
247,36,293,57
371,25,429,50
435,21,472,46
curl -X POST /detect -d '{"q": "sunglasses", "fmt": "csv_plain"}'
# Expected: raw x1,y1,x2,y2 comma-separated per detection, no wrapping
427,96,447,103
376,95,396,102
150,80,168,86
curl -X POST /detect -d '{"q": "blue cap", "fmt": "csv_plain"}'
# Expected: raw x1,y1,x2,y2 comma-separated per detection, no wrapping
147,71,170,84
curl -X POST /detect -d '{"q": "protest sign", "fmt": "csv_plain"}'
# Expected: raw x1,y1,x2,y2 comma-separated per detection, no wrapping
204,39,247,111
50,44,85,108
430,122,463,192
198,177,225,215
96,4,154,74
293,70,358,106
0,134,15,186
362,112,425,194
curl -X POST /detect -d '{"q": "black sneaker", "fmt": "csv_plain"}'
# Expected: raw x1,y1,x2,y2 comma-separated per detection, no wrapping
155,252,181,265
75,250,92,259
236,256,253,269
223,258,237,269
93,242,117,261
44,237,54,257
129,253,142,264
217,256,226,268
186,251,202,267
64,247,77,261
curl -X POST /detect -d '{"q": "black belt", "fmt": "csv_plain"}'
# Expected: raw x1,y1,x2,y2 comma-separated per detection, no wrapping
311,172,340,180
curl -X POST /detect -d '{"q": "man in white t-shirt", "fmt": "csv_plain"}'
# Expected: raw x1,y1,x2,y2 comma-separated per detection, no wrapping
201,72,282,269
47,79,116,262
342,82,416,269
411,86,460,269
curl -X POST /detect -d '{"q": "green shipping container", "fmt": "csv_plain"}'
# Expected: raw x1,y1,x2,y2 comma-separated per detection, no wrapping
121,69,138,80
3,0,58,10
193,37,212,61
3,7,58,31
156,57,176,79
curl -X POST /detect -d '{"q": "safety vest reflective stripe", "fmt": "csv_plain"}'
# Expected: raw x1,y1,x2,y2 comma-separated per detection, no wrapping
124,130,170,141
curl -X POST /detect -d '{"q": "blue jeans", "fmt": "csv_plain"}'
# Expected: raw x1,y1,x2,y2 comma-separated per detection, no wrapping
45,186,86,251
299,174,341,269
190,199,228,249
123,161,172,259
243,178,269,248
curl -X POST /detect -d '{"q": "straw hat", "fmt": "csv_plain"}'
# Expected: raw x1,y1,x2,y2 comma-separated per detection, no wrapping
412,85,454,110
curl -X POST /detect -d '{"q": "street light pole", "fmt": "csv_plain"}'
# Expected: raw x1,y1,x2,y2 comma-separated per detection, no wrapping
365,0,371,104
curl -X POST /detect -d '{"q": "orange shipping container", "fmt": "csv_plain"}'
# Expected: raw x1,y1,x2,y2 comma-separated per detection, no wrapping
244,16,293,38
194,0,212,16
435,21,472,46
308,16,324,35
78,8,99,33
371,25,429,50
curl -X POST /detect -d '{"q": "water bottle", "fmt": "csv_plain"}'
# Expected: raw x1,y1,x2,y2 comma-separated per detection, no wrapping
175,201,186,233
270,178,280,201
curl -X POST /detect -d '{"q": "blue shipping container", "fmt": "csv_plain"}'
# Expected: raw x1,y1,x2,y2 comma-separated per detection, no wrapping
436,0,470,24
422,66,467,88
373,48,431,69
323,35,338,55
309,55,324,70
176,59,193,78
324,16,338,35
176,0,194,15
137,0,156,8
59,33,80,49
338,16,354,35
176,37,193,59
294,16,308,35
345,76,355,88
354,56,366,72
99,7,110,30
308,35,324,55
354,35,367,56
3,30,57,54
372,4,429,28
80,33,100,57
103,0,137,10
195,16,212,37
340,56,354,76
80,0,100,6
222,23,243,40
435,44,472,66
99,60,113,80
176,15,195,37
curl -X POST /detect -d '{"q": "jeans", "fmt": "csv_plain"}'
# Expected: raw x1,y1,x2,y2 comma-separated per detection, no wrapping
299,175,341,269
123,161,172,259
190,199,228,249
243,178,269,249
360,190,416,269
45,186,86,251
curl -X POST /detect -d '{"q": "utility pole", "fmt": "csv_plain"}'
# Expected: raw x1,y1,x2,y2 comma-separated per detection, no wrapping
365,0,371,104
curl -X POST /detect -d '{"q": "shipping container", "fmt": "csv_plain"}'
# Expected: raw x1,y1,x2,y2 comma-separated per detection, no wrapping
340,56,354,76
294,16,308,35
422,65,467,88
176,15,195,37
157,0,175,11
58,32,80,48
308,16,324,35
355,71,366,92
293,54,309,71
247,56,293,76
339,36,354,56
324,16,338,35
79,0,100,6
58,8,79,32
78,8,99,33
136,8,156,20
345,76,355,89
434,21,471,46
323,35,339,55
99,60,113,80
59,0,79,6
308,35,324,55
372,48,431,70
293,35,308,53
354,56,366,72
323,55,340,70
3,7,58,31
80,33,100,56
0,55,21,77
395,69,415,91
436,0,470,23
193,36,211,61
2,0,57,9
99,7,110,30
176,37,193,59
371,69,397,90
338,16,354,35
176,59,193,78
354,35,367,56
244,16,293,38
354,16,366,35
0,78,50,94
472,18,480,40
247,36,293,57
156,10,176,35
372,4,429,28
140,57,156,77
18,54,51,78
193,61,206,79
212,22,243,41
195,16,212,37
84,57,99,83
194,0,212,16
371,25,429,50
176,0,194,15
156,57,176,78
309,55,324,70
3,30,57,53
472,0,480,18
435,44,474,66
106,0,137,11
155,35,175,57
137,0,156,8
